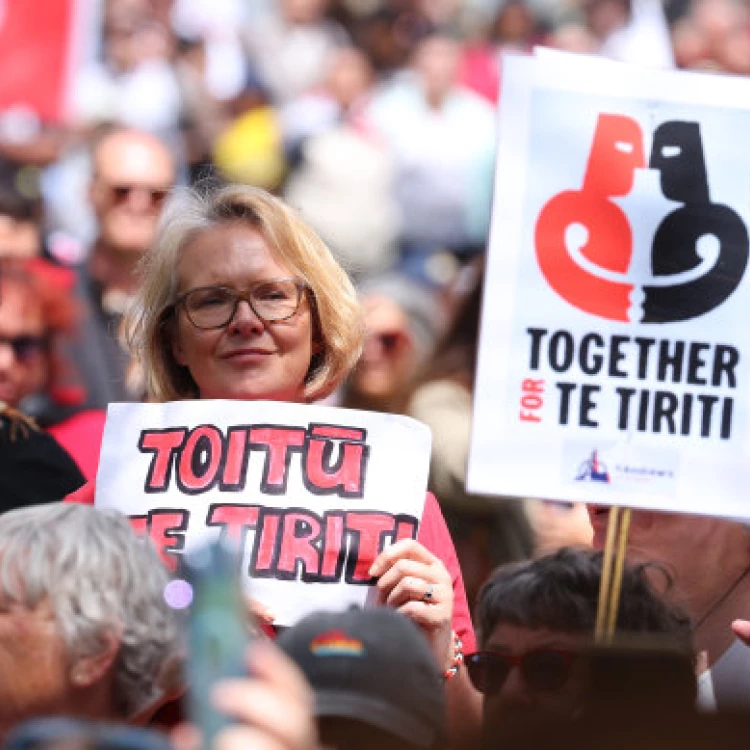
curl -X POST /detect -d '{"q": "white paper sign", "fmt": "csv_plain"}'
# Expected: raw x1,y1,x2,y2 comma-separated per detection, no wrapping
96,400,430,625
468,53,750,520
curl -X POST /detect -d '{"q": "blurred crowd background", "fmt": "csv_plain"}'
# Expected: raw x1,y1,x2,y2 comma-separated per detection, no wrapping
2,0,750,605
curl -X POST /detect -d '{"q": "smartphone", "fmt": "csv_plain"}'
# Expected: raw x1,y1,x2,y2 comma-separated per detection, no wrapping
182,539,250,746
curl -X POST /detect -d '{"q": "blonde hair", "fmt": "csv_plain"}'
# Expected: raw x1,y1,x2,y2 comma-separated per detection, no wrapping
124,184,364,402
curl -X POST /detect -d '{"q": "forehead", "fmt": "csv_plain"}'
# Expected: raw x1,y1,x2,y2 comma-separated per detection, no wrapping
0,280,44,331
176,221,296,289
486,623,582,653
95,135,174,185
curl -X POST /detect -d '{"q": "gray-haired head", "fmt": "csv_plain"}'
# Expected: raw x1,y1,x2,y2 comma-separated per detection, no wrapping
0,504,183,718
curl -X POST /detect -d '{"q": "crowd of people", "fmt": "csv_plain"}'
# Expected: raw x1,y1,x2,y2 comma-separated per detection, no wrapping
3,0,750,748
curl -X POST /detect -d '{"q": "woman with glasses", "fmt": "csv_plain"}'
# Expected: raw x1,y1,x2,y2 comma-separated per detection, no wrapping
67,184,480,735
466,548,693,724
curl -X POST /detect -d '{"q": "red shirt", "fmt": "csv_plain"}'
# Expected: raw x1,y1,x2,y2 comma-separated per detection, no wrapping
65,484,475,652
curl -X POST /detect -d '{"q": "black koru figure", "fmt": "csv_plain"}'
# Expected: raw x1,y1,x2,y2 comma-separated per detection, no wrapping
643,120,749,323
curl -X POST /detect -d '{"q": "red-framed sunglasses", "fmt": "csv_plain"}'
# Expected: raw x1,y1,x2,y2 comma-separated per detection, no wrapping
465,649,578,694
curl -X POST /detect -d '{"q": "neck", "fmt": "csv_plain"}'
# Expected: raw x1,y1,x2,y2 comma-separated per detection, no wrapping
68,684,120,723
89,240,141,298
691,568,750,668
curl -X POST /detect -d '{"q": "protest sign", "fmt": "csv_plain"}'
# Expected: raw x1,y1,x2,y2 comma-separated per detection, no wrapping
96,400,431,625
468,52,750,520
0,0,90,124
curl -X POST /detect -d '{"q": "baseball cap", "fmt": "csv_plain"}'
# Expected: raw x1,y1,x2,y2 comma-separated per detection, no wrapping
277,608,445,748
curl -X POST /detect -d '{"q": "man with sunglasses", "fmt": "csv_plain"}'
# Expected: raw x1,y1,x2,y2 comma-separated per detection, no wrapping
465,548,693,725
67,127,175,410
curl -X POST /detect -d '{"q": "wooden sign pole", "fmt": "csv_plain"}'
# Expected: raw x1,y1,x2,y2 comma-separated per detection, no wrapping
595,506,632,643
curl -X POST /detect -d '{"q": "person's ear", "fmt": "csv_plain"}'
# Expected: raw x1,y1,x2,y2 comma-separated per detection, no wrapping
172,336,186,366
69,631,120,689
170,317,187,366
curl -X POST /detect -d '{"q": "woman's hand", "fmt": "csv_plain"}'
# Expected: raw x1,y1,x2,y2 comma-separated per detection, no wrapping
369,538,454,671
172,641,319,750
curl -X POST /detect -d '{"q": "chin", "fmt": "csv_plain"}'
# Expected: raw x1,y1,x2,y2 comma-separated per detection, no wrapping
202,384,305,403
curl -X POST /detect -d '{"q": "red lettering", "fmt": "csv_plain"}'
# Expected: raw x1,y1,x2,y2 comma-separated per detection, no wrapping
345,512,397,583
138,428,187,491
147,509,189,571
520,378,545,422
320,512,346,579
305,425,368,497
253,511,281,572
178,426,223,493
276,511,322,579
249,427,306,493
222,427,250,489
206,503,259,548
394,516,419,543
522,378,545,393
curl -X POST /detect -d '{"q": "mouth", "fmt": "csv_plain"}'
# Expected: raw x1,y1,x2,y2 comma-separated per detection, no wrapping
221,348,274,360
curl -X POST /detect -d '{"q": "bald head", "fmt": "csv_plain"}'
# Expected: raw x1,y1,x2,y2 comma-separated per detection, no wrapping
90,129,175,255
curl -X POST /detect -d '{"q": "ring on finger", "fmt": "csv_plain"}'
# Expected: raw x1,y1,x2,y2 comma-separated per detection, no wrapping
422,583,434,603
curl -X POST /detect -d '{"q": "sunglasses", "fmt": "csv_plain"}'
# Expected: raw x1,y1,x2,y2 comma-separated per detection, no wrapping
466,649,577,695
107,183,170,208
0,334,47,362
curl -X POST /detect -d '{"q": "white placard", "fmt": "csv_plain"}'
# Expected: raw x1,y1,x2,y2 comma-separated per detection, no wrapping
468,53,750,520
96,400,430,625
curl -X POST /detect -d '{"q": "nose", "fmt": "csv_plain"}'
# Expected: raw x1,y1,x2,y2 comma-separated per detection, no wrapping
128,187,156,213
494,665,533,710
227,298,265,334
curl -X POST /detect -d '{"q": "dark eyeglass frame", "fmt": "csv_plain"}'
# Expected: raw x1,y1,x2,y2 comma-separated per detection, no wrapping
0,334,47,362
4,716,172,750
173,278,310,329
465,649,578,695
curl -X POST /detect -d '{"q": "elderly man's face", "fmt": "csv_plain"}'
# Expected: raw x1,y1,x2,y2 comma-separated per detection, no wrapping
90,133,174,255
0,281,46,406
0,597,70,737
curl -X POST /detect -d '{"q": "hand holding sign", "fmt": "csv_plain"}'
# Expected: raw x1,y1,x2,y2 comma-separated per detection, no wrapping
370,538,454,670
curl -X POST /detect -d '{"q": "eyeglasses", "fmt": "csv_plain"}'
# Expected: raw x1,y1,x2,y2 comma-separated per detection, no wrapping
0,335,47,363
4,716,173,750
107,183,170,208
174,278,309,329
465,649,577,695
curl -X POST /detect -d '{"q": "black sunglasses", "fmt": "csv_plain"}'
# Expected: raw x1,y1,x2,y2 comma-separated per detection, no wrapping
0,334,47,362
466,649,577,695
108,183,170,207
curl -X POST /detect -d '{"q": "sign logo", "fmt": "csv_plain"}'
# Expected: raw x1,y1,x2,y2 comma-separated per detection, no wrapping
575,449,610,483
535,114,749,323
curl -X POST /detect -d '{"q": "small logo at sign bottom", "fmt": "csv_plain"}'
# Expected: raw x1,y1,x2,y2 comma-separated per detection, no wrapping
565,443,678,495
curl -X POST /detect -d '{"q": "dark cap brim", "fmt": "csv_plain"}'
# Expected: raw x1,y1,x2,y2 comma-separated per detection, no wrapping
314,690,437,748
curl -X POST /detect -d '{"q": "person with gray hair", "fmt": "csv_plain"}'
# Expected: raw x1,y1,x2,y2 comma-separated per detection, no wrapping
0,503,183,739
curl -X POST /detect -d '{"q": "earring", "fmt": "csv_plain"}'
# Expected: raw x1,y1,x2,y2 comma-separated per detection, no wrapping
71,666,87,686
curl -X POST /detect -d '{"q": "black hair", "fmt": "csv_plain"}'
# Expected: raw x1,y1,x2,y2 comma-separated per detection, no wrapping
476,547,692,648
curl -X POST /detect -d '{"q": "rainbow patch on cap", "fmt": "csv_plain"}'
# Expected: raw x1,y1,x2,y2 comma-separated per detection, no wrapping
310,630,365,657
